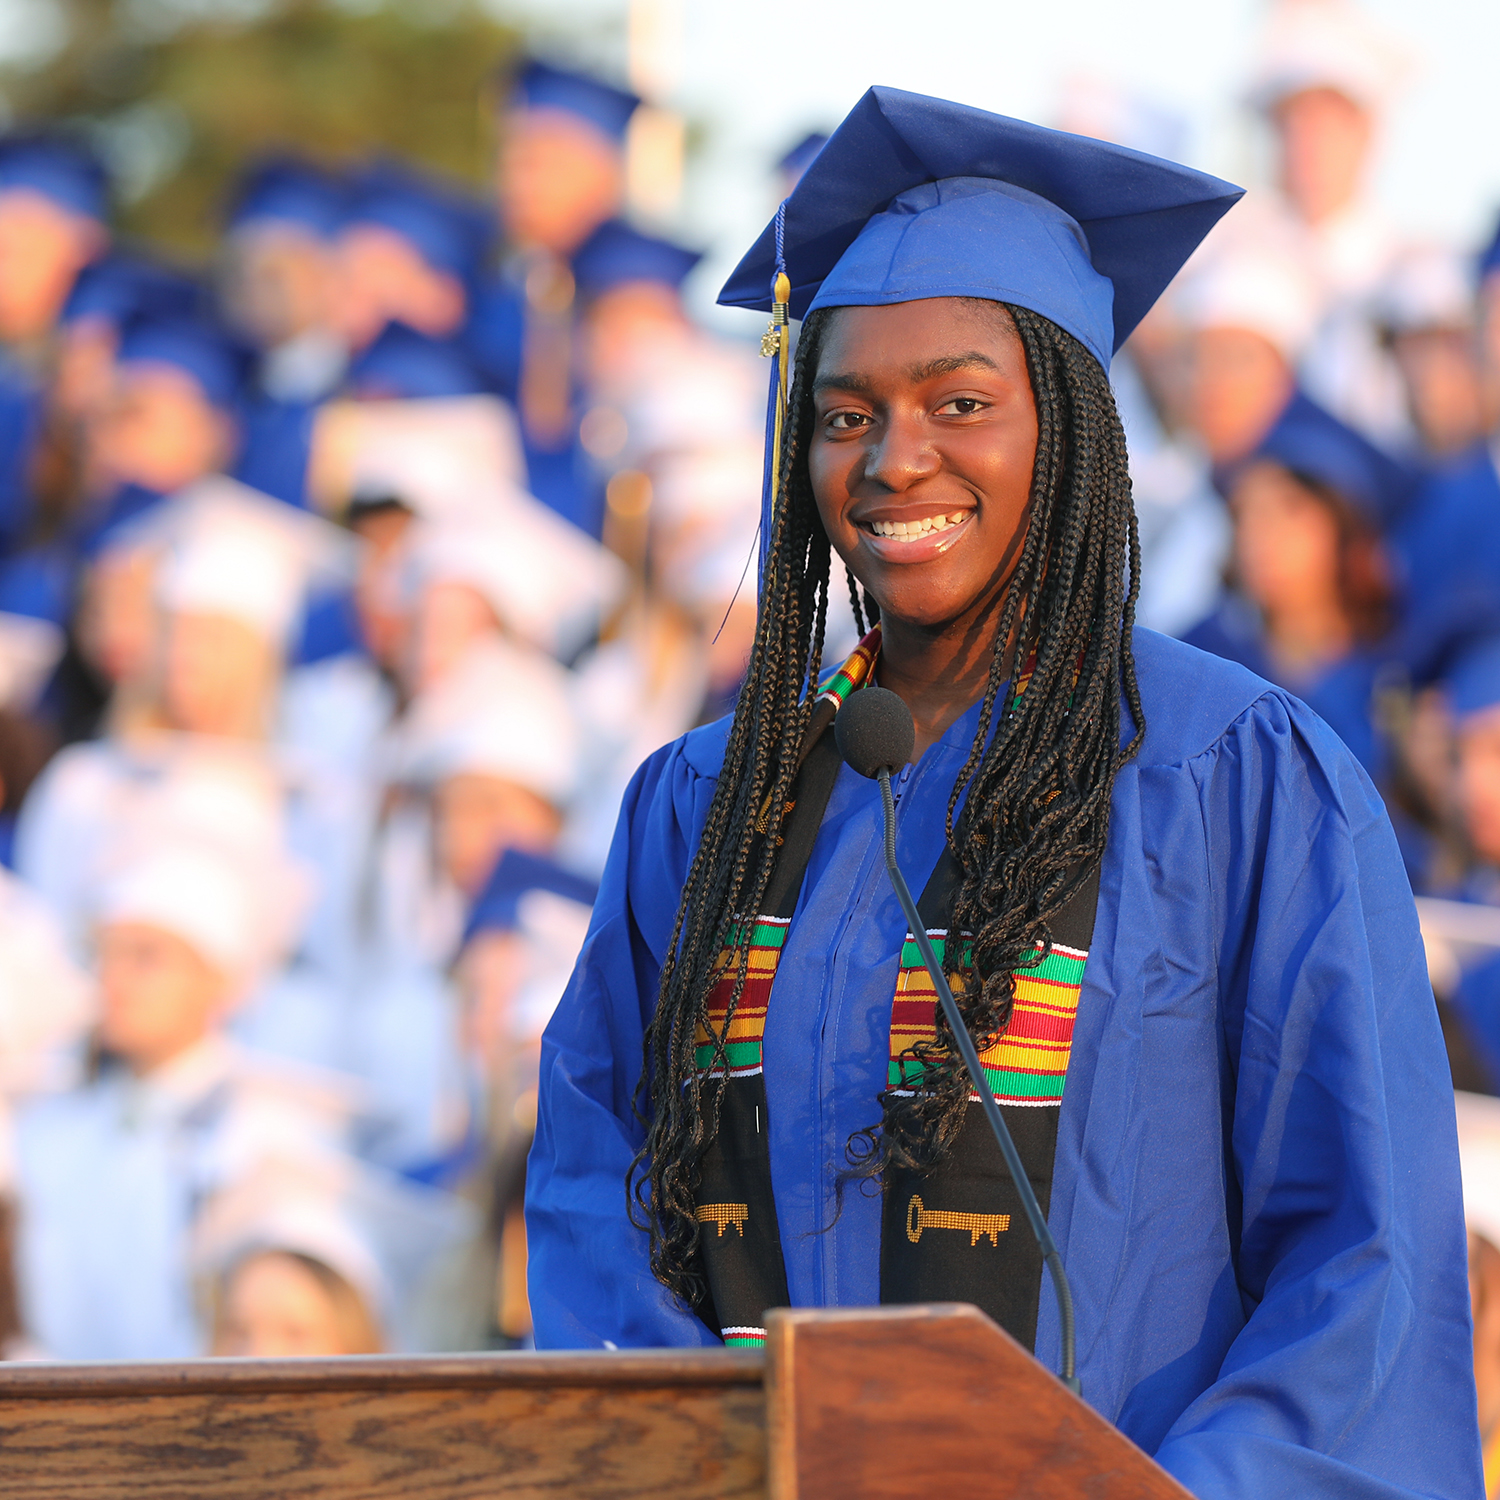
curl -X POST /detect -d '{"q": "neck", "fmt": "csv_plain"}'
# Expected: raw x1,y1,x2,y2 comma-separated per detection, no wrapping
876,605,1012,761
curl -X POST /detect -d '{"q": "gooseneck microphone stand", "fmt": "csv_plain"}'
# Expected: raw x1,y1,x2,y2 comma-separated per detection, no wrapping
835,683,1080,1395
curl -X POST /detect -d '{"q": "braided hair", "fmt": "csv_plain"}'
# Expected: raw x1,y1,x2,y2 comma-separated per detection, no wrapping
628,299,1144,1302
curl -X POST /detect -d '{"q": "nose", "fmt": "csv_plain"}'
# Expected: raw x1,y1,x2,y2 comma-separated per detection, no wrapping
861,408,940,493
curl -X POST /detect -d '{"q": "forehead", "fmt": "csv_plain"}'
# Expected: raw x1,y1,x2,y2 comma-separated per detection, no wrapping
813,298,1022,378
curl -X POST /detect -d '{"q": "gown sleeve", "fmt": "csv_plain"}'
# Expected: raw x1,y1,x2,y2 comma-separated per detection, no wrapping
526,733,724,1349
1153,692,1483,1499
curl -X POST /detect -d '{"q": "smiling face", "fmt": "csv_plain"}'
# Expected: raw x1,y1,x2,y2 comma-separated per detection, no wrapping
807,298,1038,637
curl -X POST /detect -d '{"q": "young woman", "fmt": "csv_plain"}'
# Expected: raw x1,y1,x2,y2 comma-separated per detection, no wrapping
528,89,1478,1498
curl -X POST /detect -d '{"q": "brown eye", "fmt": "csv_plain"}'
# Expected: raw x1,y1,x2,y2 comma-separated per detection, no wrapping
827,412,870,430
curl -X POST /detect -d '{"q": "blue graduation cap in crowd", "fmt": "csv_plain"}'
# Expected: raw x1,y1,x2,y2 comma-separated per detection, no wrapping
1446,634,1500,722
721,86,1243,372
347,161,494,284
508,59,640,143
461,847,599,949
0,546,73,627
571,220,701,301
1480,214,1500,282
347,321,488,400
116,315,251,411
228,155,348,239
0,131,109,221
1253,391,1414,526
61,253,206,329
776,132,828,182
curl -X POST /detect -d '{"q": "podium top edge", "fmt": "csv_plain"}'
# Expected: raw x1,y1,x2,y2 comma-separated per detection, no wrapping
0,1348,765,1399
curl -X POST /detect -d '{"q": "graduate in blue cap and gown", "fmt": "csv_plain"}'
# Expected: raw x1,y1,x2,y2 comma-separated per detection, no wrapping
0,132,113,554
223,155,350,513
468,60,641,537
1183,393,1409,775
527,85,1480,1498
1389,220,1500,661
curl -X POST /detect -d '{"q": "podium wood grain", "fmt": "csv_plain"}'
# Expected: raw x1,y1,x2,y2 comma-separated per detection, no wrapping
0,1307,1188,1497
765,1304,1192,1500
0,1351,766,1499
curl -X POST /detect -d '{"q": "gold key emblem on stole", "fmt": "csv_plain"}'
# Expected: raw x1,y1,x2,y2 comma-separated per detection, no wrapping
905,1194,1011,1246
696,1203,749,1238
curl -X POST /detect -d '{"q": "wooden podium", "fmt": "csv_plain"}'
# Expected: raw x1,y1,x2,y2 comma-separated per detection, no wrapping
0,1304,1188,1498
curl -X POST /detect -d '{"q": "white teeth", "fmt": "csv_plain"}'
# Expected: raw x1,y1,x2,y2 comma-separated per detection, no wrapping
869,512,969,539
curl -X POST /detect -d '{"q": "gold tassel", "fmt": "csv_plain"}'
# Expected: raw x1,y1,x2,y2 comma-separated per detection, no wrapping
760,270,792,526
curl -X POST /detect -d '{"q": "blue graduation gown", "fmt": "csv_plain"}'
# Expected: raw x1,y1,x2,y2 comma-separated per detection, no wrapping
1182,598,1387,777
528,629,1479,1499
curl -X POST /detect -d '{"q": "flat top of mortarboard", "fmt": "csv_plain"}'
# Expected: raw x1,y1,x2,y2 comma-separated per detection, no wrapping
506,58,640,144
116,313,253,411
0,129,109,222
1447,633,1500,721
571,219,702,300
463,846,598,947
347,322,489,401
61,252,206,329
347,159,494,282
228,154,348,238
1250,390,1413,526
777,131,829,180
1480,213,1500,283
719,85,1243,372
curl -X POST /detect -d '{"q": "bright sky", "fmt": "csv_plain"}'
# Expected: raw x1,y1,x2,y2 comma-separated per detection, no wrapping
500,0,1500,328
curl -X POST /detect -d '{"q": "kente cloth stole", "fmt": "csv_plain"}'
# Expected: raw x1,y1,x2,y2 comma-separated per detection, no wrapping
690,628,1099,1351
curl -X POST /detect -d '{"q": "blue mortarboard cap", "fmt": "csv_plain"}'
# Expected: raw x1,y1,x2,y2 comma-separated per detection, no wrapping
571,220,701,300
0,132,108,221
720,86,1244,372
1252,390,1413,525
1447,634,1500,722
777,132,828,181
229,154,348,239
348,160,493,283
116,316,249,410
1480,213,1500,282
462,847,598,948
61,253,206,329
0,545,73,627
347,321,488,400
509,59,640,144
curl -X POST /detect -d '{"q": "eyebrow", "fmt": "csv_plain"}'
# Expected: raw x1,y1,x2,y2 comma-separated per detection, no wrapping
812,351,1002,396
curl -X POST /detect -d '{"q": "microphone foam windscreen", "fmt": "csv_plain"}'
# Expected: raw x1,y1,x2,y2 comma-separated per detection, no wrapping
834,686,916,779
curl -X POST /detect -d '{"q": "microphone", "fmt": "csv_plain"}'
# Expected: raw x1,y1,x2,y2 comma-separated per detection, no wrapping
835,686,1081,1396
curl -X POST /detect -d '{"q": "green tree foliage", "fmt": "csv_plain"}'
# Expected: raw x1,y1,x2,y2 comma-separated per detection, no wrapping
0,0,519,255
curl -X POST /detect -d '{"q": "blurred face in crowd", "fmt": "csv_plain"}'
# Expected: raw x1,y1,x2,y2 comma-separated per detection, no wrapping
1458,706,1500,866
97,920,230,1075
77,546,159,688
1272,86,1373,227
93,362,235,495
1190,328,1295,464
350,503,416,673
335,225,466,349
0,188,105,344
222,223,338,350
1230,462,1346,638
454,927,528,1069
1391,327,1486,458
406,579,498,695
498,107,623,256
161,610,279,739
52,315,120,422
433,771,562,897
213,1251,380,1358
582,282,687,391
1470,1232,1500,1450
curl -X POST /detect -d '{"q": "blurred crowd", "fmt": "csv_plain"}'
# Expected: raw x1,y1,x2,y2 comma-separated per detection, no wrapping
1,0,1500,1418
